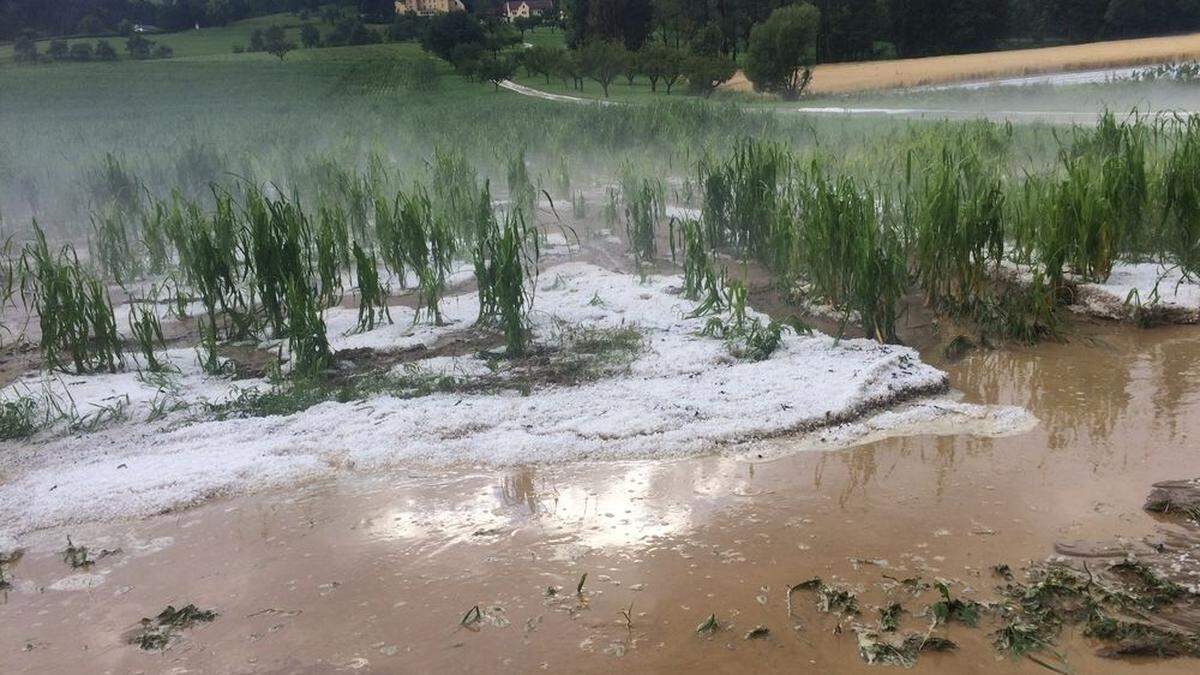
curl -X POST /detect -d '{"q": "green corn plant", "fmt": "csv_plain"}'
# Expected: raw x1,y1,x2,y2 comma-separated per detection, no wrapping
507,150,537,220
802,171,907,343
352,241,391,332
602,187,620,231
557,155,571,196
139,200,172,275
1162,115,1200,276
672,217,709,300
571,191,587,220
473,195,539,356
429,147,479,243
316,202,349,307
374,191,408,290
911,147,1005,312
89,205,140,286
624,177,660,269
85,152,141,212
283,274,332,378
21,225,124,373
128,297,168,372
395,187,455,324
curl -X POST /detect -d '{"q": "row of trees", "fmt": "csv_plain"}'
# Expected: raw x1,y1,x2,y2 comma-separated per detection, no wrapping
11,33,172,63
566,0,1200,63
517,41,736,96
9,0,1200,62
417,10,737,97
0,0,338,40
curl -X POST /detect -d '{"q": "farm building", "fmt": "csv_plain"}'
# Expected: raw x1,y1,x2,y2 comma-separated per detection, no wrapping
393,0,465,16
498,0,556,21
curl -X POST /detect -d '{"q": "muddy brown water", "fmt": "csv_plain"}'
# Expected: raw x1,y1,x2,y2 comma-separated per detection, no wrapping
2,320,1200,672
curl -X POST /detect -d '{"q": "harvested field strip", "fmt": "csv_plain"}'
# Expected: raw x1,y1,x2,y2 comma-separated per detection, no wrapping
721,32,1200,94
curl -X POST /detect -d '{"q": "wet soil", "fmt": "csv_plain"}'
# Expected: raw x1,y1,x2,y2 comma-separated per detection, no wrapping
2,318,1199,673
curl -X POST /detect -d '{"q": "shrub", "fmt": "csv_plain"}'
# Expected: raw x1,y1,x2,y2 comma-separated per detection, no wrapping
94,40,118,61
745,3,821,99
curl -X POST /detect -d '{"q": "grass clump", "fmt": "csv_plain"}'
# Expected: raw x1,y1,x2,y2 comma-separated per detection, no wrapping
0,394,39,441
700,279,793,361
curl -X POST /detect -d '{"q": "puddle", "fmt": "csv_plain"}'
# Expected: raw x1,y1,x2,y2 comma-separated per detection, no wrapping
1,323,1200,672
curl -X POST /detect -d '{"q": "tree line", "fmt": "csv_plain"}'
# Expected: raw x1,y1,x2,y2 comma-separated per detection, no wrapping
7,0,1200,60
568,0,1200,62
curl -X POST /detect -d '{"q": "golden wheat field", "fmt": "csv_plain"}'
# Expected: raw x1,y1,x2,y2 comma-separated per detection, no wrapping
724,31,1200,94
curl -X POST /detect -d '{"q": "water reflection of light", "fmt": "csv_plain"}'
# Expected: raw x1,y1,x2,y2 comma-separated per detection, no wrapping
365,458,761,552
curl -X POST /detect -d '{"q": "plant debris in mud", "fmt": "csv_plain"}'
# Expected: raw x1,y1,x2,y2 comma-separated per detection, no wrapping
855,628,958,667
696,613,720,635
793,577,860,616
0,550,17,590
929,581,981,627
207,325,644,420
127,604,218,651
878,603,903,632
991,558,1200,661
62,536,92,569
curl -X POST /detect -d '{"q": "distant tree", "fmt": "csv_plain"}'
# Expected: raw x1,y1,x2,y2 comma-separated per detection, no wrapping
47,39,70,61
818,0,889,62
513,16,537,40
476,52,517,90
117,19,135,37
639,43,685,92
683,53,735,97
388,14,424,42
94,40,119,61
422,12,486,60
263,25,297,60
153,44,174,59
484,22,522,54
689,22,723,57
300,22,321,48
205,0,235,26
620,0,655,50
650,0,696,48
13,34,39,63
126,33,153,59
450,42,485,79
584,0,654,49
77,14,107,35
744,3,820,100
69,42,94,61
623,47,640,84
566,0,591,48
520,44,560,84
556,49,587,90
249,28,266,52
326,16,382,46
579,39,629,97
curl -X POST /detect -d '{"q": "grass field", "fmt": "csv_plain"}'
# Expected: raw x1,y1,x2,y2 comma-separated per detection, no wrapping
0,13,390,63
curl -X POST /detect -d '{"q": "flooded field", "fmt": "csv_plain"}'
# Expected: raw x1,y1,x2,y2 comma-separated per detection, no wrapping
2,322,1198,673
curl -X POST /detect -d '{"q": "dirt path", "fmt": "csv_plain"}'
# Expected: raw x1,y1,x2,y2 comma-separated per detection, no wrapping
499,79,1194,124
3,322,1200,673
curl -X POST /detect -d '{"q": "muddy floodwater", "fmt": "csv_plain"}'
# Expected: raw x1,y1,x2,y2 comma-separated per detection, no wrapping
2,323,1200,674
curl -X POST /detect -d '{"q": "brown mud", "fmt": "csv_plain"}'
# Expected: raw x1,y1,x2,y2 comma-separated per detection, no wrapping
2,316,1200,672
